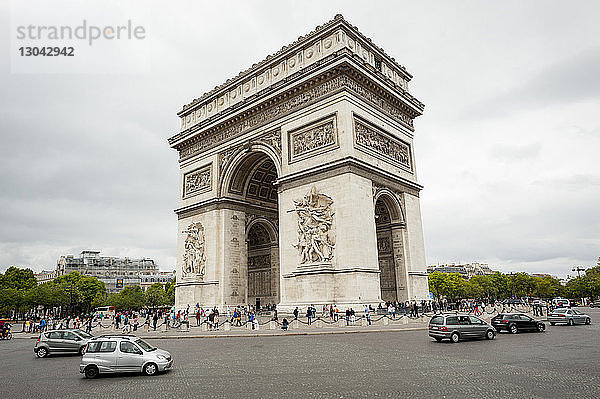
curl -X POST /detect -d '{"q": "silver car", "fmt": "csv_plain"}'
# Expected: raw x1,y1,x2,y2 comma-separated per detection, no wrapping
548,308,591,326
80,335,172,378
34,329,92,358
428,314,496,343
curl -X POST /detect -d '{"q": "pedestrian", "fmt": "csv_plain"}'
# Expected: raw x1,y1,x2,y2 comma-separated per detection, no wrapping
306,307,312,325
293,307,299,320
345,308,350,326
365,305,371,326
152,312,158,331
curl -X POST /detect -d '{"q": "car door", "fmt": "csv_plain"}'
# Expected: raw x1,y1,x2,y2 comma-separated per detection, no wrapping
458,316,473,337
571,310,583,324
117,341,144,372
96,341,118,371
62,331,82,352
518,314,535,331
43,331,60,352
468,316,486,337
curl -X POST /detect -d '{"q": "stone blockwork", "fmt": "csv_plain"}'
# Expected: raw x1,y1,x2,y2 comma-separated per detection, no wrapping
171,16,429,311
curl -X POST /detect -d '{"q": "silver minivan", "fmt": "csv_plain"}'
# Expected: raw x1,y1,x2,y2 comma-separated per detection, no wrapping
429,314,497,343
34,329,92,358
80,335,172,378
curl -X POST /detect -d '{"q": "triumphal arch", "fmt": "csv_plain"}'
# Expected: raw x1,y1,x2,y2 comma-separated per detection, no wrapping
169,15,429,311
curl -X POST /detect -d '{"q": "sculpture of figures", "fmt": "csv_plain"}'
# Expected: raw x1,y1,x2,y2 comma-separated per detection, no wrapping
292,187,335,264
182,222,207,277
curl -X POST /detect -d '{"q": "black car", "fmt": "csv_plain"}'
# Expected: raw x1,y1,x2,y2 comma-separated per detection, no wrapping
491,313,546,334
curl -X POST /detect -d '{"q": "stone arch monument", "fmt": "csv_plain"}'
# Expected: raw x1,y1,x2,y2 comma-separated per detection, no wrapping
169,15,429,311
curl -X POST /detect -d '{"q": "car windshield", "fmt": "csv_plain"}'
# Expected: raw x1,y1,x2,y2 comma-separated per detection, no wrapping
74,330,92,339
553,308,567,313
135,339,156,352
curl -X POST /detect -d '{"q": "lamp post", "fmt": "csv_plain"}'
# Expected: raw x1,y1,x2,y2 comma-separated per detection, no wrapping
572,267,585,306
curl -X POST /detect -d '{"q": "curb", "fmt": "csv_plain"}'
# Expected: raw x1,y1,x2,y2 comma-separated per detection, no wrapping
136,326,429,340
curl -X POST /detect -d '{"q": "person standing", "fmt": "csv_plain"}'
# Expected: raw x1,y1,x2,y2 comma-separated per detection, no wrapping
364,305,371,326
293,307,299,320
306,307,312,325
152,312,158,331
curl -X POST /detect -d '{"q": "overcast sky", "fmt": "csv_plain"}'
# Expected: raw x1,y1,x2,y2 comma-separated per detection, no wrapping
1,0,599,278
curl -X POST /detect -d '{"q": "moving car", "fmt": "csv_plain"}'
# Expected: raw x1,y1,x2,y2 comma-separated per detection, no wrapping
547,308,591,326
34,329,93,358
589,300,600,308
491,313,546,333
428,314,496,343
80,335,172,378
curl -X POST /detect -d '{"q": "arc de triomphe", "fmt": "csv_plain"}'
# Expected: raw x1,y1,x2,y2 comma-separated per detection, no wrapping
169,15,429,311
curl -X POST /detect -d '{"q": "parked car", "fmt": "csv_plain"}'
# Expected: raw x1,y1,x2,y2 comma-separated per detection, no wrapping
589,300,600,308
551,298,571,308
491,313,546,333
428,314,496,343
34,329,93,358
502,299,523,306
547,308,591,326
80,335,173,378
531,300,547,307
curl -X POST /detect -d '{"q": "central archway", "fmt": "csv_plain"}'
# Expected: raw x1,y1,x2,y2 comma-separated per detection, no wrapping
224,149,280,308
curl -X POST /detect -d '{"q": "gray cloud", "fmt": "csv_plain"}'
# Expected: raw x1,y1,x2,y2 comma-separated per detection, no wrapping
1,0,600,278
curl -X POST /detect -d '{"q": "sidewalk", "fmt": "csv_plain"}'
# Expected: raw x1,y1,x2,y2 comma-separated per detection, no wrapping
11,306,542,340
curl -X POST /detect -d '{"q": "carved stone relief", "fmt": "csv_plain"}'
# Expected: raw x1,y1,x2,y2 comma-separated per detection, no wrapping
355,117,411,170
293,187,335,264
256,129,282,156
289,115,337,162
182,222,207,277
183,165,212,198
177,72,415,161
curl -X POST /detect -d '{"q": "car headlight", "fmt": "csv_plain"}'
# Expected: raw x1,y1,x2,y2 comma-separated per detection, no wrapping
156,354,168,360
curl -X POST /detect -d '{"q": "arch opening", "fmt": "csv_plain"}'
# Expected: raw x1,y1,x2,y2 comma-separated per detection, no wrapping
227,150,280,308
375,197,398,303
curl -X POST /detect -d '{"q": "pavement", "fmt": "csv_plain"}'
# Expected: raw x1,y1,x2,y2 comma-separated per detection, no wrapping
2,307,599,399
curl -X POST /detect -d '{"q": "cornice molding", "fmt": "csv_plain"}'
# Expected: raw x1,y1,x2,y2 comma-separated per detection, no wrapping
170,58,424,162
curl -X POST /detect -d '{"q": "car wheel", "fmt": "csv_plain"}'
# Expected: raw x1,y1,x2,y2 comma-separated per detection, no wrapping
434,337,442,342
84,366,99,379
450,332,460,343
585,318,591,325
36,347,48,358
486,330,495,340
550,322,555,326
537,324,545,332
568,319,574,326
143,362,158,376
509,324,518,334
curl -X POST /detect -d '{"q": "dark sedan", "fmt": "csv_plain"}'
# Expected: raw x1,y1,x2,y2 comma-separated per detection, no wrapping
491,313,546,334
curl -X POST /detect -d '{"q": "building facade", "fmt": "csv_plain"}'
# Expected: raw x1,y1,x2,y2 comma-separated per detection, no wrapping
36,250,174,293
169,15,429,311
428,262,496,280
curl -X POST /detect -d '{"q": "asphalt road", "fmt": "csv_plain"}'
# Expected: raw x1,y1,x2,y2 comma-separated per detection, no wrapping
2,308,599,399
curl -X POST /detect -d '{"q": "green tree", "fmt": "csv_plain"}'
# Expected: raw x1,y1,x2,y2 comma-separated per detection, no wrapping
164,278,175,306
109,286,145,311
144,283,167,308
0,266,37,291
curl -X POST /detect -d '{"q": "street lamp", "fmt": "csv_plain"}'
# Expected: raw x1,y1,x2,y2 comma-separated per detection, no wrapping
572,266,585,305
